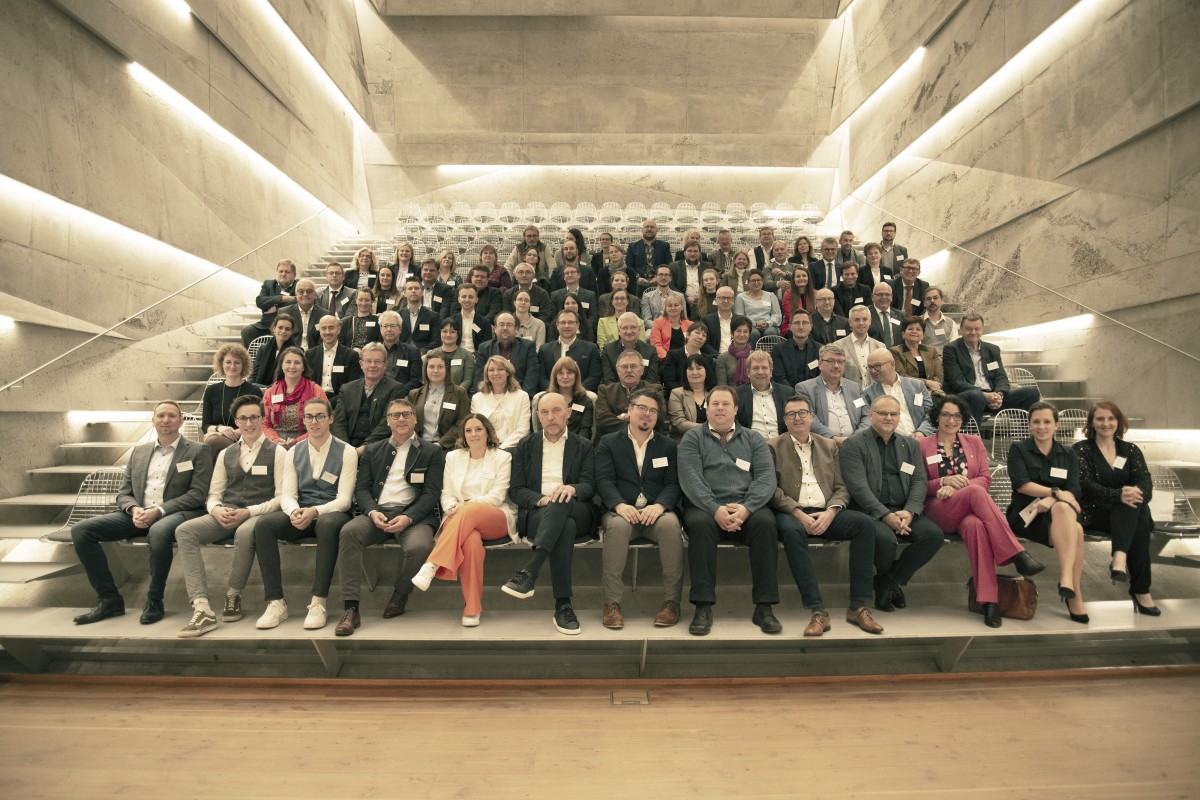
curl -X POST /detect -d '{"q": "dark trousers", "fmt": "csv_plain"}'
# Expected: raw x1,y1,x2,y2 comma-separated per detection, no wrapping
775,508,876,609
241,321,270,347
959,385,1040,427
71,509,202,601
337,508,435,602
253,510,350,602
521,500,594,599
684,506,779,606
1093,503,1153,594
872,512,944,586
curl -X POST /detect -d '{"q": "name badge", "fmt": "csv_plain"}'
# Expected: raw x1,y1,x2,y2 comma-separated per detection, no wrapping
915,355,923,362
986,361,999,371
572,403,585,413
450,358,463,366
410,472,425,484
853,297,864,304
1049,467,1068,479
926,454,942,465
271,393,284,403
365,320,376,327
641,358,650,366
913,393,924,405
397,360,409,367
418,324,430,331
934,326,944,334
1113,456,1127,469
911,298,922,306
530,305,540,312
581,302,590,309
472,324,481,333
340,297,349,305
332,366,344,373
433,296,442,304
251,465,268,476
836,329,847,337
321,471,338,484
386,299,396,305
807,359,819,369
176,461,194,472
443,402,457,410
652,457,668,468
900,462,915,475
735,458,751,471
852,398,865,408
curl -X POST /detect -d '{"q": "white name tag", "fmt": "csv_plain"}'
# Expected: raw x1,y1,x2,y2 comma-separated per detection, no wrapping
272,393,284,403
581,302,590,309
735,458,751,471
900,462,915,475
1050,467,1068,479
925,454,942,465
472,324,481,333
418,324,430,331
386,299,396,305
365,320,376,327
443,402,456,410
410,472,425,484
321,471,338,483
432,296,442,304
332,366,344,373
251,465,268,476
652,457,668,468
340,297,349,305
641,358,650,367
177,461,194,472
1019,504,1039,526
530,305,540,312
853,297,864,304
1113,456,1127,469
836,329,847,337
807,359,819,369
986,361,999,371
397,360,409,367
853,398,865,408
450,358,463,366
911,299,922,306
913,393,924,405
934,326,944,334
572,403,585,413
915,355,923,362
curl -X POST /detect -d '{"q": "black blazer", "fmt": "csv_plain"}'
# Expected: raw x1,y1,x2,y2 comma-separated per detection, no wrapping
594,431,681,512
502,284,554,325
408,383,470,449
771,337,822,389
662,348,714,393
396,305,440,352
735,382,793,435
507,431,596,533
549,264,598,293
867,306,904,347
698,312,734,356
279,302,329,351
550,287,600,322
831,283,871,317
890,276,929,315
448,312,494,350
858,266,897,291
318,286,356,317
303,344,362,398
252,340,286,386
810,313,849,346
448,286,502,320
600,340,660,385
338,315,381,349
254,279,297,323
354,437,444,527
383,341,424,394
420,282,455,319
942,339,1012,395
538,339,603,392
331,376,405,446
472,338,539,395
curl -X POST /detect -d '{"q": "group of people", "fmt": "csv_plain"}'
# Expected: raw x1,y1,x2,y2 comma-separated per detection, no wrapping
66,220,1163,638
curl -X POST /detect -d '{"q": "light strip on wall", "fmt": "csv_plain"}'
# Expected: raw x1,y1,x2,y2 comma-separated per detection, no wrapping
831,46,925,137
435,164,834,174
163,0,193,21
128,62,356,235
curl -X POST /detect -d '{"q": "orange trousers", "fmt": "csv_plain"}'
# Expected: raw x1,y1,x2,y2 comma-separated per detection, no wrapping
429,502,510,616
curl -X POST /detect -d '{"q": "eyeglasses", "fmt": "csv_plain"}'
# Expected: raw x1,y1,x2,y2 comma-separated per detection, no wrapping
867,363,886,371
783,410,812,420
819,358,845,366
939,412,963,421
387,411,416,420
234,414,262,423
628,403,658,415
873,411,901,419
302,413,329,423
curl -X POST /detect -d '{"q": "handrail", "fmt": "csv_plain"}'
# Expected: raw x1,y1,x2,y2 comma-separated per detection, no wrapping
0,206,336,395
847,193,1200,364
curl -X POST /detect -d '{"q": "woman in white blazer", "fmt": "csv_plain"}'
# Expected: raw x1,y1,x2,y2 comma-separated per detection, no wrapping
469,355,532,450
409,414,518,627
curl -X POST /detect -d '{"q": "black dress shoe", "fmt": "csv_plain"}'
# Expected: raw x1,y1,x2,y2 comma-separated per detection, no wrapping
73,597,125,625
140,599,165,624
889,586,907,609
382,590,408,618
752,604,782,634
689,605,713,636
874,576,895,613
982,602,1002,628
1012,551,1046,577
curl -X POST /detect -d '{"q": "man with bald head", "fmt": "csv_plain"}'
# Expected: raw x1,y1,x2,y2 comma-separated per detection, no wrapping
810,287,849,346
304,314,360,406
279,278,327,351
627,218,672,294
862,350,933,439
839,396,943,613
867,282,903,349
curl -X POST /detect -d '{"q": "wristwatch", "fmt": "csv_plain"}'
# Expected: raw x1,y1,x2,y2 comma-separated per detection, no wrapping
1050,488,1059,500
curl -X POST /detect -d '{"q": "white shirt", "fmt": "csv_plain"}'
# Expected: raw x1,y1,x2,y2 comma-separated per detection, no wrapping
718,313,733,354
791,436,828,509
824,384,853,436
143,435,181,510
378,434,419,508
751,386,778,440
540,432,568,496
968,345,992,390
320,346,338,393
280,435,357,516
461,310,476,353
297,307,314,349
683,263,700,300
850,334,872,374
881,379,917,436
627,429,653,507
205,436,286,516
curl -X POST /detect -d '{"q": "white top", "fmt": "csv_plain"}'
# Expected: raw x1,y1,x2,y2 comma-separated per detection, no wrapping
791,436,827,509
441,448,518,539
470,390,532,450
378,435,418,508
540,432,568,495
143,435,180,510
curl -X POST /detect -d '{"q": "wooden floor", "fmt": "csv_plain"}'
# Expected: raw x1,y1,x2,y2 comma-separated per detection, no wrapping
1,671,1199,799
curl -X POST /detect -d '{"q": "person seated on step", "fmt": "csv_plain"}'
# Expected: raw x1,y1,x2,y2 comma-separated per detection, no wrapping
941,313,1040,428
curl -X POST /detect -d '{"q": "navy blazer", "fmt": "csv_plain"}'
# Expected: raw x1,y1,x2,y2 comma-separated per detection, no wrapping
538,339,603,392
771,337,822,388
890,276,929,315
594,431,681,512
472,337,540,395
735,381,793,435
507,431,596,533
354,436,444,527
942,338,1012,395
303,343,362,398
625,239,673,282
396,305,440,352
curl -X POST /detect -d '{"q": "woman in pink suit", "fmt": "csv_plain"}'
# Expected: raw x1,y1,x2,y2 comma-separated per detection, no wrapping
919,394,1046,628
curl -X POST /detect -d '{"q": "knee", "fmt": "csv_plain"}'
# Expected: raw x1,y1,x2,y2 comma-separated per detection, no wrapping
1050,502,1077,522
146,527,174,552
957,515,984,538
959,484,987,501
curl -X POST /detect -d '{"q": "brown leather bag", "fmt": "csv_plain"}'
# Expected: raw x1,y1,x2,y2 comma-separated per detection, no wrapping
967,575,1038,620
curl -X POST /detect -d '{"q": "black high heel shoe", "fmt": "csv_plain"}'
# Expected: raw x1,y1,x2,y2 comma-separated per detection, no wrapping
1060,593,1089,624
1057,583,1075,600
1110,559,1129,584
1131,596,1161,617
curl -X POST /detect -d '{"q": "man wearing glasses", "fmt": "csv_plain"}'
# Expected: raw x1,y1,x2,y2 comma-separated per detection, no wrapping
593,387,684,630
863,350,934,439
334,398,444,636
839,396,944,613
252,398,356,631
767,395,883,635
174,396,287,637
796,345,871,444
596,350,667,436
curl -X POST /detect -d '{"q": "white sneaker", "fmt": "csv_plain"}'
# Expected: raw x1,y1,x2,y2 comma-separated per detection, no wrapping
303,599,328,630
256,599,288,629
461,614,481,627
412,562,438,592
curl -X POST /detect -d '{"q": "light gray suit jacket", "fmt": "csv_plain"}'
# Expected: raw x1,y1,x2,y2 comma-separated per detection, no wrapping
838,427,927,519
862,376,935,436
795,377,871,439
833,333,885,386
116,437,212,516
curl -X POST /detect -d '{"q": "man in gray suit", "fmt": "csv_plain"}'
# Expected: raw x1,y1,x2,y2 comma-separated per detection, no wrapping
834,306,884,386
796,344,871,444
72,401,213,625
862,350,934,439
839,396,943,612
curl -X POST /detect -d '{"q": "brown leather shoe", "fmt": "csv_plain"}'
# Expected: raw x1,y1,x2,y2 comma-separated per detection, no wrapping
382,591,408,619
804,610,831,637
654,600,681,627
602,602,624,630
846,606,884,634
334,608,361,636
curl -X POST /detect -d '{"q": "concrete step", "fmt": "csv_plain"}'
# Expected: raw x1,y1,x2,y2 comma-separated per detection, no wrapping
169,364,217,371
0,493,77,507
59,441,142,449
27,466,114,476
207,336,242,343
146,380,210,387
0,562,82,584
0,525,63,541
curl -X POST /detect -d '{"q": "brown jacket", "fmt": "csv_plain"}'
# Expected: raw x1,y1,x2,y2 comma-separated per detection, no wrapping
767,432,851,514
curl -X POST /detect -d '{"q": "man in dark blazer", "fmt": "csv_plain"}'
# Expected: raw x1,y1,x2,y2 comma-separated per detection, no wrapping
597,269,642,319
878,222,909,274
890,259,928,317
305,315,361,406
626,218,672,294
377,311,423,395
502,262,554,325
668,241,706,307
600,313,659,385
589,232,614,281
750,227,776,269
333,398,444,635
831,264,872,318
318,262,357,318
278,279,327,352
396,278,440,352
866,283,904,349
446,282,495,354
810,289,850,346
839,395,944,612
71,400,213,625
699,286,738,356
501,393,596,635
812,238,841,292
448,267,502,320
772,309,823,388
768,394,883,635
538,309,603,392
417,260,455,319
941,314,1040,427
331,342,406,454
549,263,599,320
241,259,298,346
594,387,684,629
735,351,793,437
473,313,540,395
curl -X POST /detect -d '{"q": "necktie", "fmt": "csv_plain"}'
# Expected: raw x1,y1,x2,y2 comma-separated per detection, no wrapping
904,285,912,313
826,262,835,289
879,311,892,347
716,429,731,447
